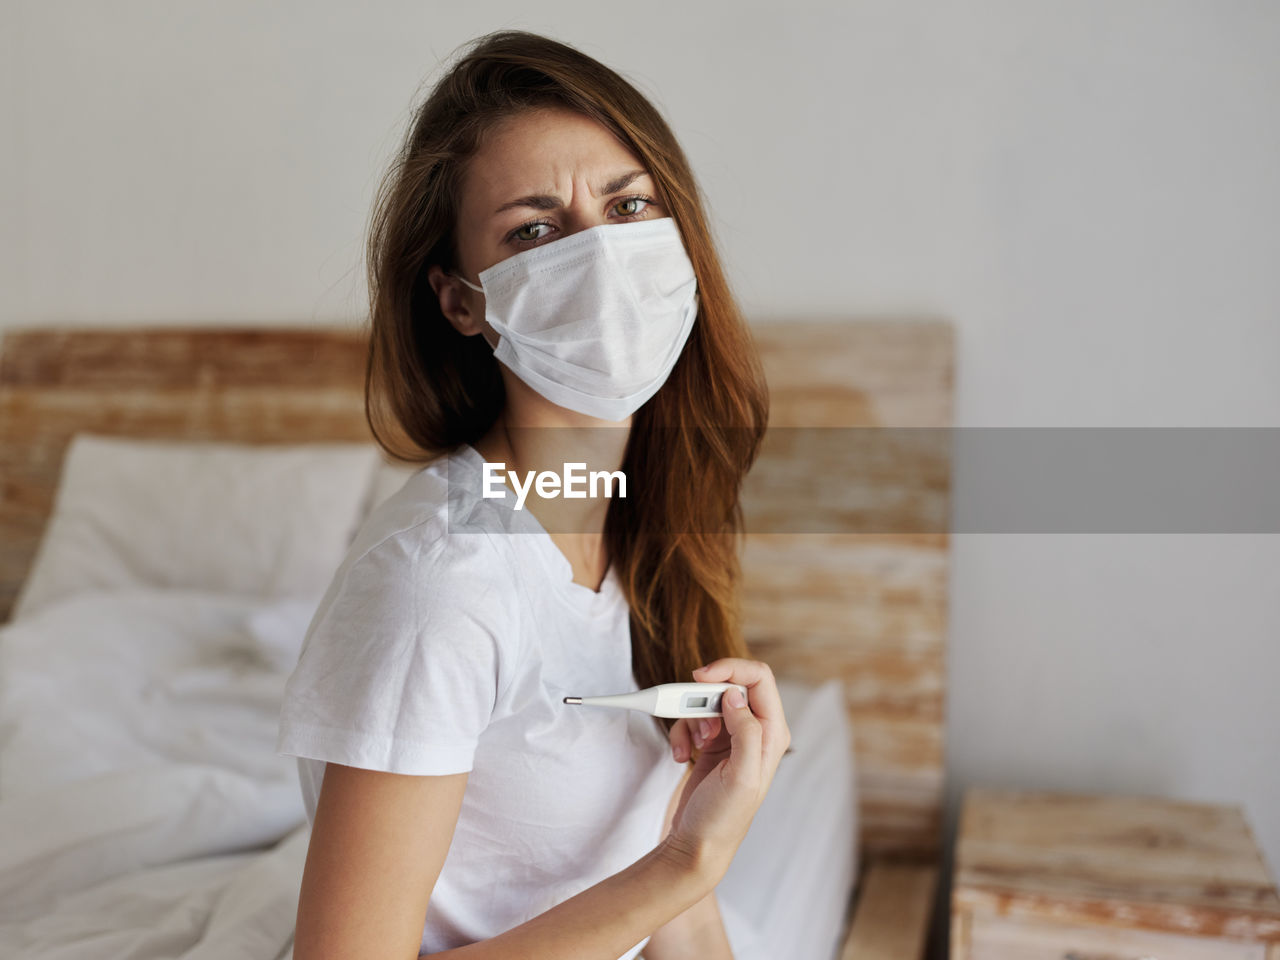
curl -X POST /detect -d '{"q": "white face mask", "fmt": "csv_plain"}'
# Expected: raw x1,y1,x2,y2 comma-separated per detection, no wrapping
453,216,699,422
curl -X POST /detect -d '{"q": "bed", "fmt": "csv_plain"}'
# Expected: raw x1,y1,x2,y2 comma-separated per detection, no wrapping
0,318,953,959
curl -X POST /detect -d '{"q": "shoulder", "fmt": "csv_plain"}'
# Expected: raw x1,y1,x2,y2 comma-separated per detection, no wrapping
338,516,519,629
347,447,524,568
293,446,531,664
286,493,525,699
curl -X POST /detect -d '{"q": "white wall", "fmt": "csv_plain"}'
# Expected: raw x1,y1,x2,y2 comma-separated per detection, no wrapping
4,1,1278,954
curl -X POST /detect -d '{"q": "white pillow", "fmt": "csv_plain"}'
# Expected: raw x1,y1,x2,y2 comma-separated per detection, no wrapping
715,677,859,960
12,434,382,620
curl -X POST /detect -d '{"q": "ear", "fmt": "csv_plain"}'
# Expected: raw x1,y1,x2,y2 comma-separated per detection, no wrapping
426,264,485,337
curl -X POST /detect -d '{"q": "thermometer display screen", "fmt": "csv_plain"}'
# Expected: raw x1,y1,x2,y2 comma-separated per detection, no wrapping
686,695,708,708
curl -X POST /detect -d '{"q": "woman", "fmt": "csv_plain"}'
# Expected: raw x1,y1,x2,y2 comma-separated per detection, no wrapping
276,30,790,960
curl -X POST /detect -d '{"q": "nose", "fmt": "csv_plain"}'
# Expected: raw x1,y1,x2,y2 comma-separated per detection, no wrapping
558,207,610,238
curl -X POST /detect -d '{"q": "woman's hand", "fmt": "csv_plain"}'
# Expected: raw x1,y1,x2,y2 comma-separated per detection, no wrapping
661,658,791,883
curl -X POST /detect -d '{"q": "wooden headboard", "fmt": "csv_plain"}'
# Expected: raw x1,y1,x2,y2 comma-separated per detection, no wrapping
0,319,954,866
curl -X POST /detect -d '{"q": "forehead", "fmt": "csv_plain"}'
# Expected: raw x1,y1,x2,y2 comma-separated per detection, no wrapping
458,106,646,220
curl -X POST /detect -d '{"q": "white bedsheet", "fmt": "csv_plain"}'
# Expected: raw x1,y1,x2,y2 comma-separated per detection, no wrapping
0,587,317,959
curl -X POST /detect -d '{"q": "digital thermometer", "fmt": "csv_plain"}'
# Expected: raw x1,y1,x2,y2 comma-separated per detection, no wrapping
563,681,749,718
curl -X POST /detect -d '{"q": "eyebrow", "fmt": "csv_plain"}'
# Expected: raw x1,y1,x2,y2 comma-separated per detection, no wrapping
492,169,651,216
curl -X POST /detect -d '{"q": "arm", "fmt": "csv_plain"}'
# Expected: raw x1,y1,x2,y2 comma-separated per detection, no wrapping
642,889,733,960
293,761,718,960
293,762,470,959
641,763,735,960
429,841,711,960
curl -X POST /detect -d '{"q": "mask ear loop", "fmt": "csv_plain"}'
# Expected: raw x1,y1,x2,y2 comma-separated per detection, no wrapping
449,272,497,351
452,272,484,295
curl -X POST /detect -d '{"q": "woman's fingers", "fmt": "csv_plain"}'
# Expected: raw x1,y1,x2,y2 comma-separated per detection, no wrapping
693,658,789,759
716,684,762,782
693,658,784,724
669,717,695,762
676,659,788,764
668,712,732,762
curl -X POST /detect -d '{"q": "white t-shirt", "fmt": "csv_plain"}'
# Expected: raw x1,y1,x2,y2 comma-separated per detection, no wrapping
275,442,686,959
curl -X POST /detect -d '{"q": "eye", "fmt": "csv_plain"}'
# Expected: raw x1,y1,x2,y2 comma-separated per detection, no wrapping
509,220,552,245
505,194,660,249
613,194,657,218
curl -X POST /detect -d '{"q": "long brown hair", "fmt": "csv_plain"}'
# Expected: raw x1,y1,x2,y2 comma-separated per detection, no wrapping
363,30,769,744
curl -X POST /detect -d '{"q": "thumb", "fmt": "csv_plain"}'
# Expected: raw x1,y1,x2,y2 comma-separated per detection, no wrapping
718,686,762,776
722,685,751,716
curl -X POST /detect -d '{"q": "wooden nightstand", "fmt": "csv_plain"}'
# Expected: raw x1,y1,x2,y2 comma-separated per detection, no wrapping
950,787,1280,960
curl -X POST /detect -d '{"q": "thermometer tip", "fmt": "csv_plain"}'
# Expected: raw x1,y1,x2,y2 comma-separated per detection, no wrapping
563,696,582,705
